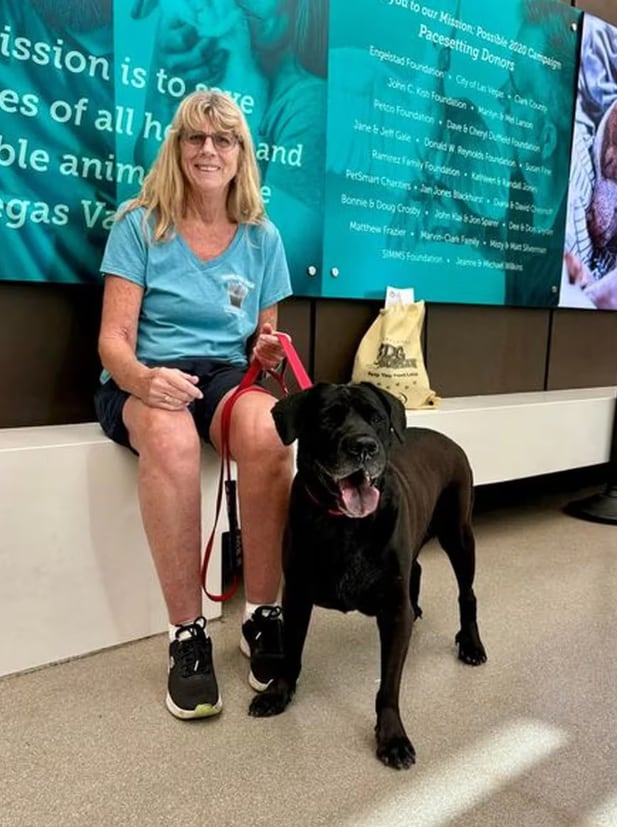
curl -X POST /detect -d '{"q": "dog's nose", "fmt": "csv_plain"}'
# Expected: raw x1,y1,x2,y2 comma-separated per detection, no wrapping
346,435,380,462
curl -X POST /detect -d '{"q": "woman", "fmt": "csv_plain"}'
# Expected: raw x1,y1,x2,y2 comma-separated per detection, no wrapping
95,90,293,720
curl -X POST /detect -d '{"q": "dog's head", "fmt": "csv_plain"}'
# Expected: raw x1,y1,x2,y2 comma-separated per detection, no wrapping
272,382,406,518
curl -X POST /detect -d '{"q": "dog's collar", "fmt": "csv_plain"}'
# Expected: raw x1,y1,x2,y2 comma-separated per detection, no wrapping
303,484,346,517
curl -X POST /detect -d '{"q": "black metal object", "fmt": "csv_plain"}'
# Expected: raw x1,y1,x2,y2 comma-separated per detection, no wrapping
564,397,617,525
222,480,243,585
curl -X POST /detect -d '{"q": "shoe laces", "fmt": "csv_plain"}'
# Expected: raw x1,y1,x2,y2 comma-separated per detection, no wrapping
175,617,212,678
252,605,283,655
255,605,282,623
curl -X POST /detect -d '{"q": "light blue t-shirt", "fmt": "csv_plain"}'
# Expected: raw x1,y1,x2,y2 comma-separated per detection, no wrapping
100,207,292,372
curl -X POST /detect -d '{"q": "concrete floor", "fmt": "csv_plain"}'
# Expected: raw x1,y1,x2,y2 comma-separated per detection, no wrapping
1,483,616,827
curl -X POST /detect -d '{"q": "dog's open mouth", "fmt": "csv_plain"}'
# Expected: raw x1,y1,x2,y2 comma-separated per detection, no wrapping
337,469,380,518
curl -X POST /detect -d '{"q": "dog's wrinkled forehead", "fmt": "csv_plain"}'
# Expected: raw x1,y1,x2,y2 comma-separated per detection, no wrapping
320,385,385,432
271,382,406,446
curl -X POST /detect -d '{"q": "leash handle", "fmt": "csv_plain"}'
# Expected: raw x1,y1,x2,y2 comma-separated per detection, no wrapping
200,332,312,602
234,332,312,393
276,333,312,390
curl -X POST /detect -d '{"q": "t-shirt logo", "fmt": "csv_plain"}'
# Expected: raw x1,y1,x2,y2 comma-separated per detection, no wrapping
223,274,253,311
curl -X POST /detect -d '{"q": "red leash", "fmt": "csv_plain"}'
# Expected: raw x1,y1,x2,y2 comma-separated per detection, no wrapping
200,333,312,602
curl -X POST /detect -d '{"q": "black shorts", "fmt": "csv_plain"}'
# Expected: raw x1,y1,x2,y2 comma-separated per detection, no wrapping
94,358,249,451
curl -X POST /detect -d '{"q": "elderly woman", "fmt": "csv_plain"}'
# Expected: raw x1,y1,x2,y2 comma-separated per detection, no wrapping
94,90,293,720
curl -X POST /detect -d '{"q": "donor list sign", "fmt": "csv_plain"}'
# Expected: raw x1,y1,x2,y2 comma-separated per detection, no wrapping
323,0,580,306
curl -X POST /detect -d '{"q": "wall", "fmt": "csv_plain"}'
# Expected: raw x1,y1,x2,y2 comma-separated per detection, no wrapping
0,0,616,430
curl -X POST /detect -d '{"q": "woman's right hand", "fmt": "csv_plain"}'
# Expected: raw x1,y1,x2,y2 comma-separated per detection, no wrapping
141,367,204,410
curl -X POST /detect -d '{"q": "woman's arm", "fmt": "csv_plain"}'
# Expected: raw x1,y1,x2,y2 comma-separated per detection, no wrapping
257,304,278,335
250,304,285,370
99,275,205,406
98,275,151,397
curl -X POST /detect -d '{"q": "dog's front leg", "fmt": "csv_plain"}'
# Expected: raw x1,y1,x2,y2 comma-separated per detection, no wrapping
374,596,415,769
249,581,313,718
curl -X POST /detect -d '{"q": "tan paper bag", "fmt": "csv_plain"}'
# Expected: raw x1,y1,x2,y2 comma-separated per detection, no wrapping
351,301,440,409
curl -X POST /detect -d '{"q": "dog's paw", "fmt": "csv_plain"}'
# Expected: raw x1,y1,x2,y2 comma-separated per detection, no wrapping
455,624,487,666
376,735,416,770
248,684,293,717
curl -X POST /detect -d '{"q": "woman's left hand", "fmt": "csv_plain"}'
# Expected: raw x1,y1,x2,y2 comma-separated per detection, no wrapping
252,323,285,371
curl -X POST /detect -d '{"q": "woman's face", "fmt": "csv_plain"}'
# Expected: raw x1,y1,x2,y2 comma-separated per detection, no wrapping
235,0,294,51
179,120,240,198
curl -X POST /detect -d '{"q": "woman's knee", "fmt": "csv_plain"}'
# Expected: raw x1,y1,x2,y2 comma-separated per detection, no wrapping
247,426,292,468
125,404,201,469
232,405,292,469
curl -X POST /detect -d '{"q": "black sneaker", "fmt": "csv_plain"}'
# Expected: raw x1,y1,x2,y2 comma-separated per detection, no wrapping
166,617,222,719
240,605,284,691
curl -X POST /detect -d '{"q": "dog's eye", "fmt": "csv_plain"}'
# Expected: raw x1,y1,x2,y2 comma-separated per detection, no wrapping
367,410,387,428
320,404,348,430
322,414,344,430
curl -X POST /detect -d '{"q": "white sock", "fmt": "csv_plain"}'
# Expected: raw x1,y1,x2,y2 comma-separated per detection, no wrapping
168,617,207,642
243,601,280,624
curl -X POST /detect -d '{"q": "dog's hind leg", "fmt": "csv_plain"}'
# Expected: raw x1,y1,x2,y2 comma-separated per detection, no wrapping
409,559,423,619
435,486,487,666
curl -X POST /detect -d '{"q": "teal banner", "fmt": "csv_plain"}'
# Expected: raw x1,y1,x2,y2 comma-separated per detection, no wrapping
323,0,581,305
0,0,327,286
0,0,600,309
0,2,114,283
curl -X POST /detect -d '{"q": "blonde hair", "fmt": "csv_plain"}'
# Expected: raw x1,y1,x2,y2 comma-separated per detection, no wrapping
121,90,264,240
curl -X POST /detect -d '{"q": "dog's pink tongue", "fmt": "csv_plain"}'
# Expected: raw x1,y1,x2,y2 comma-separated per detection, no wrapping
340,479,380,518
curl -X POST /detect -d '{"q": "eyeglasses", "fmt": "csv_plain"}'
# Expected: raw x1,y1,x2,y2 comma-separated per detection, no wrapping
181,131,239,151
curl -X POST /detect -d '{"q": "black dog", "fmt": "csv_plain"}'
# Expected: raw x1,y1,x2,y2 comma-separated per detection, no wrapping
249,382,487,769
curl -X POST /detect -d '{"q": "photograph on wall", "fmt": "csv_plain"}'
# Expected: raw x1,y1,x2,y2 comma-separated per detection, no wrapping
560,12,617,311
0,0,327,288
323,0,581,305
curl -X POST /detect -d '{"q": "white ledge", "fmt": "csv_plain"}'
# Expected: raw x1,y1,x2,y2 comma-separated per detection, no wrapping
0,427,223,678
405,387,616,485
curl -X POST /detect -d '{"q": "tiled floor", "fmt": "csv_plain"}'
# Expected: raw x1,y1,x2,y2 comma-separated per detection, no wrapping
2,484,616,826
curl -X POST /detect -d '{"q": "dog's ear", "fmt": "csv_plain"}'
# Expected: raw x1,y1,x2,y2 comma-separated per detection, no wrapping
271,389,312,445
359,382,407,443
